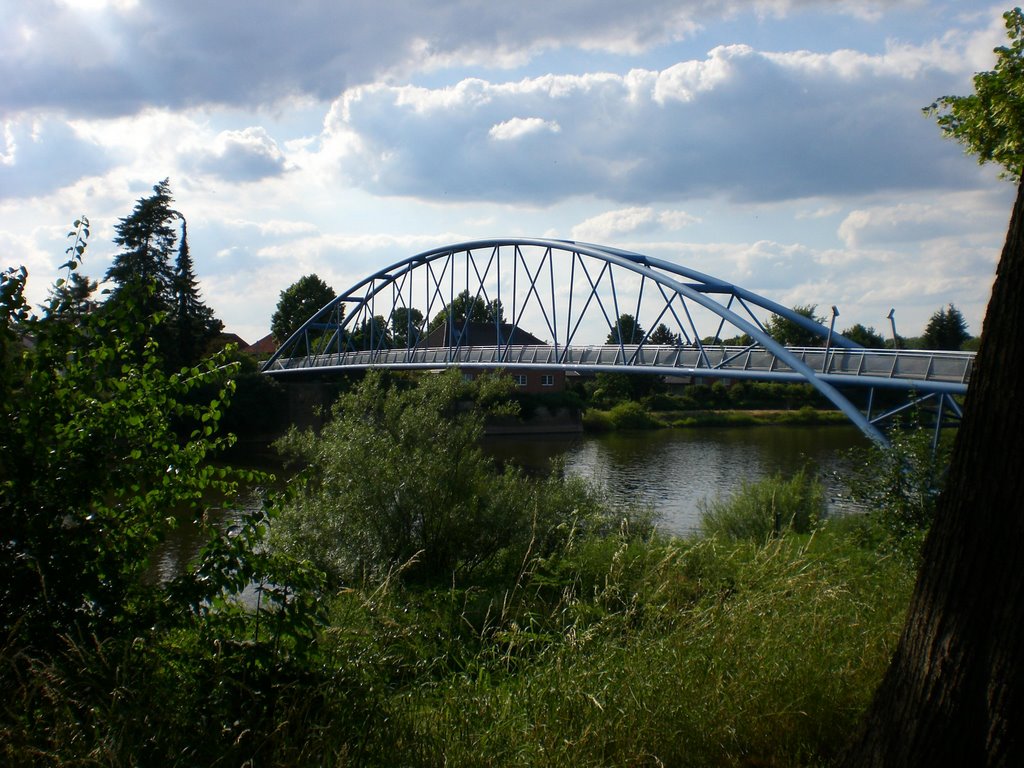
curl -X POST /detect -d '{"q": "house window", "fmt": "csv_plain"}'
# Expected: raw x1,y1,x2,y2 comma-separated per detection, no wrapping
541,374,554,387
514,374,528,387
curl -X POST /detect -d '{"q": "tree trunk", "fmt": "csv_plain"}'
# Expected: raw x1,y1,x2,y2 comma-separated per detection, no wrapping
842,183,1024,766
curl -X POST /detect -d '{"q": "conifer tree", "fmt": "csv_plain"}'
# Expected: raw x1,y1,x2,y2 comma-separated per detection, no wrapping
104,178,178,319
103,179,222,368
172,219,223,368
921,303,969,350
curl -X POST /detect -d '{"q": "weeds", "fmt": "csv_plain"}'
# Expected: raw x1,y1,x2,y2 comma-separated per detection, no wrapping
698,468,825,542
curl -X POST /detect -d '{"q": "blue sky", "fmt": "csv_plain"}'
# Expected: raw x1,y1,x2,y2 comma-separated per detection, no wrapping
0,0,1015,343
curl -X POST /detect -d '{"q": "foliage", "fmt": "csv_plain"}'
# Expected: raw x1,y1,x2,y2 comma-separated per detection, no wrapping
605,312,645,344
764,303,825,347
649,321,682,345
271,273,337,343
698,469,825,542
102,179,222,370
1,222,276,646
921,303,970,350
2,222,339,764
349,313,390,350
842,322,886,348
2,503,915,767
171,219,224,366
104,179,178,310
273,369,609,585
428,289,505,332
588,369,665,406
607,400,664,429
925,7,1024,180
838,424,951,563
391,305,425,347
702,332,753,345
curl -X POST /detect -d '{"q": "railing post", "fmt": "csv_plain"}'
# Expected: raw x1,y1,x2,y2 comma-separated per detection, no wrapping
823,305,839,373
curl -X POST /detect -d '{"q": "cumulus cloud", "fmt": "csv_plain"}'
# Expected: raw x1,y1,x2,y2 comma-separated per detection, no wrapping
837,191,1007,247
1,0,931,118
489,117,561,141
190,127,288,182
321,37,980,206
572,207,658,240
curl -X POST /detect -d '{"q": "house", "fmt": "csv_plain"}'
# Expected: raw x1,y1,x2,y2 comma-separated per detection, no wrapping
244,333,278,359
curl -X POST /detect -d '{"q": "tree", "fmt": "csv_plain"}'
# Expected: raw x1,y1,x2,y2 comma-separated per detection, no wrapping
271,274,336,343
842,10,1024,765
0,225,244,646
273,369,602,585
428,290,504,332
764,304,825,347
104,179,178,324
391,306,424,348
103,180,222,369
46,270,97,321
171,220,223,368
650,322,682,345
841,322,886,348
921,303,970,350
606,313,645,344
350,314,390,350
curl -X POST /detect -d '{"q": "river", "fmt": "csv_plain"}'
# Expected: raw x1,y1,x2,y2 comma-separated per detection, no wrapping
153,424,870,579
484,425,870,535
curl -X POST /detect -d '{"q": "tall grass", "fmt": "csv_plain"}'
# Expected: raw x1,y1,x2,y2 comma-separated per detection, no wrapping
698,468,825,542
0,525,912,768
1,469,917,767
360,530,912,767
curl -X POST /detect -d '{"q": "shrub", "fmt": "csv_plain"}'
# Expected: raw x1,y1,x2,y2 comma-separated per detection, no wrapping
581,408,614,431
273,370,612,586
608,400,663,429
698,469,825,543
837,423,951,563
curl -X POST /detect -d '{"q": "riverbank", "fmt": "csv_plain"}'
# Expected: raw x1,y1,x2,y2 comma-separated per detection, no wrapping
583,402,849,431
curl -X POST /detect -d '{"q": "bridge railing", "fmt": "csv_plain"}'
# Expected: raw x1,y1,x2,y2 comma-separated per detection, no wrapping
264,344,974,391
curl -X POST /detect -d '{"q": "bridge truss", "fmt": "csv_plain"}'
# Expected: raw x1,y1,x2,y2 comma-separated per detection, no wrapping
262,238,973,447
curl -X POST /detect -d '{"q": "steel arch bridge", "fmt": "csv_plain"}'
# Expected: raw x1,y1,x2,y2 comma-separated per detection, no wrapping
262,238,974,447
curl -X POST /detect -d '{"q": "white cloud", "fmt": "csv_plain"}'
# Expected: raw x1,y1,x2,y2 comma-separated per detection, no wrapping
653,45,743,103
322,36,981,205
489,117,561,141
191,127,288,182
837,191,1006,247
572,207,657,240
659,209,701,229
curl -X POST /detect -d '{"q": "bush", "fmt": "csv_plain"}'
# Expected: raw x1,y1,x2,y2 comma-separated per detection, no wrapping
698,469,825,543
837,423,951,563
608,400,663,429
581,408,615,431
273,370,612,586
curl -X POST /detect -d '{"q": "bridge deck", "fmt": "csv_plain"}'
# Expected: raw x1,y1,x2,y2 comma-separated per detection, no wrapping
264,345,973,393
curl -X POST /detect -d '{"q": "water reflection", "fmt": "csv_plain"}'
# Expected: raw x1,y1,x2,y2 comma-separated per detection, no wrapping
485,425,869,535
155,426,870,579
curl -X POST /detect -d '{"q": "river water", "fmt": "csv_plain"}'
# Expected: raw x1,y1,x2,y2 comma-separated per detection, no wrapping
484,425,870,535
153,424,870,579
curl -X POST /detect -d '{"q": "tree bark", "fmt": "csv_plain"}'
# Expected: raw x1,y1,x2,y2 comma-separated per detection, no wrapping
842,182,1024,766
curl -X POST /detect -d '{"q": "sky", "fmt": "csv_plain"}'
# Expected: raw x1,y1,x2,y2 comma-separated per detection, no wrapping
0,0,1017,345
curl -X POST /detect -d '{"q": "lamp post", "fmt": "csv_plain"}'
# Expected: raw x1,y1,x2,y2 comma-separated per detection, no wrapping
887,308,899,350
823,305,839,372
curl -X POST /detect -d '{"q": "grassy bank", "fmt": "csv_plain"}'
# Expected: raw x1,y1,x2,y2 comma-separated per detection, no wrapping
584,401,849,431
2,371,929,767
1,519,915,767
